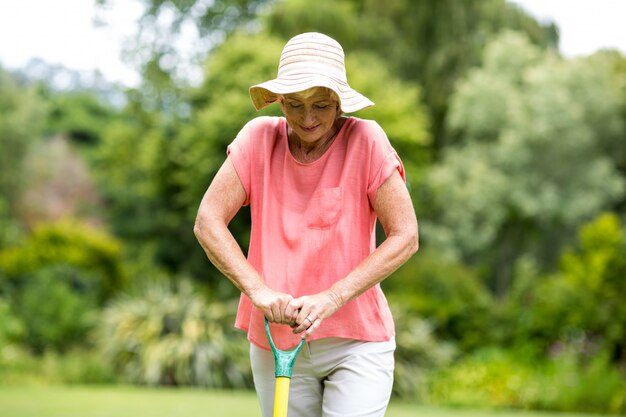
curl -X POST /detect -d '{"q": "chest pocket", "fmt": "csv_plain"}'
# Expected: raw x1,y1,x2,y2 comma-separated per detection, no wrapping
306,187,343,229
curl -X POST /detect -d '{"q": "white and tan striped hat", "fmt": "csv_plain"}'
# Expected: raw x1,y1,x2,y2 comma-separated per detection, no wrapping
249,32,374,114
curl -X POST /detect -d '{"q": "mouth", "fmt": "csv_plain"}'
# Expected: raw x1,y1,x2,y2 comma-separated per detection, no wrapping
301,124,320,132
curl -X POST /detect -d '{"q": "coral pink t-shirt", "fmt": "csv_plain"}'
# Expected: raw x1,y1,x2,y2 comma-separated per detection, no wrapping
227,116,405,350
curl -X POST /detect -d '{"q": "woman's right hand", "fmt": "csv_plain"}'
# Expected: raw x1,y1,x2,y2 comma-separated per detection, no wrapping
249,285,295,325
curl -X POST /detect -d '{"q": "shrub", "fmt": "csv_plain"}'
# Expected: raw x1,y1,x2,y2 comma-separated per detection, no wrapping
0,344,116,385
11,264,98,353
0,297,23,347
502,267,582,352
429,348,538,409
98,280,251,389
0,344,41,384
558,213,626,358
0,220,128,303
391,304,457,400
535,348,626,414
428,346,626,414
0,220,125,353
384,247,493,350
40,348,118,384
504,213,626,360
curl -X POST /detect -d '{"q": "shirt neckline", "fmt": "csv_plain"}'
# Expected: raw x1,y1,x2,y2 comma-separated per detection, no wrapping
282,117,352,166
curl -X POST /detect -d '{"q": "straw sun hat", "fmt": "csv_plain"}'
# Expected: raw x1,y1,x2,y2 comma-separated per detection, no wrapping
249,32,374,114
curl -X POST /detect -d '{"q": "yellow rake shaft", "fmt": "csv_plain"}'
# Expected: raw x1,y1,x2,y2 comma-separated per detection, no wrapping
273,376,291,417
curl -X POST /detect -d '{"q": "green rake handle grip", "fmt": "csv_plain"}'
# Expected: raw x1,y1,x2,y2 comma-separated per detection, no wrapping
264,317,306,378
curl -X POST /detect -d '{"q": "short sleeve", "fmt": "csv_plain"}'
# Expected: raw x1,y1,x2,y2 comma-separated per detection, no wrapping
226,116,282,206
365,121,406,206
226,120,259,206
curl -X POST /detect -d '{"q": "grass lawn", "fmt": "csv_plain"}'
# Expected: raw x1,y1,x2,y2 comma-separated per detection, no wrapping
0,385,609,417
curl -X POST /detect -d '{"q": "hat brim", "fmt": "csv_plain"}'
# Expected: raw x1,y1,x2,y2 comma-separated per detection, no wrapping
249,74,374,114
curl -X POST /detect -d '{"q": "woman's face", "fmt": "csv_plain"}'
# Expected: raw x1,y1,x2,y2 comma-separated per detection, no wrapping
281,89,340,145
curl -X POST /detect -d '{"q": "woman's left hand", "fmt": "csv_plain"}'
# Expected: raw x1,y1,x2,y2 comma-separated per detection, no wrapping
287,289,343,338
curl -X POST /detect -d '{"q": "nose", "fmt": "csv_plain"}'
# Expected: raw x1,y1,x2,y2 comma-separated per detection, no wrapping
302,108,316,124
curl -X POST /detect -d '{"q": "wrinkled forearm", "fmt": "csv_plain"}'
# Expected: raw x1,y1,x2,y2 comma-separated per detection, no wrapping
330,227,418,307
194,215,264,297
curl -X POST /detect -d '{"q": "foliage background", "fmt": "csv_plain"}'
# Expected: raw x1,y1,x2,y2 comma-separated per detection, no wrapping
1,0,625,414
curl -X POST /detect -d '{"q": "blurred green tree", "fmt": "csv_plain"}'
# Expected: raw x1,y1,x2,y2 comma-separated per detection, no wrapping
0,68,47,247
93,118,175,267
43,90,118,146
428,32,625,295
597,50,626,211
134,0,271,37
96,0,272,113
261,0,559,158
103,0,556,156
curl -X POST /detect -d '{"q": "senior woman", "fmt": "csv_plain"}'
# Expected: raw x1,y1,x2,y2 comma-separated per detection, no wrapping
194,32,418,417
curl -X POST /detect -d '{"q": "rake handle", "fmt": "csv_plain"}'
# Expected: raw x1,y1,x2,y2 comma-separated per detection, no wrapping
264,317,306,417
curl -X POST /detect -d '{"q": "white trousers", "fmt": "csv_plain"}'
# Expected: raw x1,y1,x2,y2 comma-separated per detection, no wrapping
250,337,395,417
